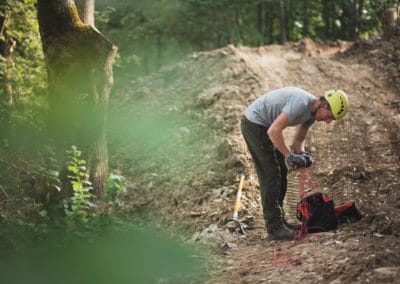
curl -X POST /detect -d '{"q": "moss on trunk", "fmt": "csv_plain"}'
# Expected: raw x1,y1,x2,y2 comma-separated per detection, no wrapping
37,0,117,198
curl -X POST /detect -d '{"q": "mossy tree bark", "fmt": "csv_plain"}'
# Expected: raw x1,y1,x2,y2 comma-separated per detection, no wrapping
37,0,117,198
75,0,95,26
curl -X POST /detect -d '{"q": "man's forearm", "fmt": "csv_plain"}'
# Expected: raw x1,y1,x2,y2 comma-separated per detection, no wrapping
292,125,309,153
291,139,305,153
267,127,291,158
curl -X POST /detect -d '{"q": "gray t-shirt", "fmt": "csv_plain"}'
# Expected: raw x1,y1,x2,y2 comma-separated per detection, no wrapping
244,87,316,128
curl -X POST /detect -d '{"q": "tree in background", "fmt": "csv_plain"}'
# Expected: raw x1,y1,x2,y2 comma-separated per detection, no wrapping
0,2,14,137
37,0,117,198
95,0,398,82
380,6,398,39
278,0,287,44
0,0,46,146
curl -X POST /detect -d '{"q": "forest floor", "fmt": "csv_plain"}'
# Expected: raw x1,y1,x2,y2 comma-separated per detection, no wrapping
110,37,400,283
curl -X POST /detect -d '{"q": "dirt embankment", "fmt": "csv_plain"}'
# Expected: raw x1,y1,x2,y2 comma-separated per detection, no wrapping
112,37,400,283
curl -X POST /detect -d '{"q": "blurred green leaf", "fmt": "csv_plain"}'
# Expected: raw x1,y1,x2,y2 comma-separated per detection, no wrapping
0,227,204,284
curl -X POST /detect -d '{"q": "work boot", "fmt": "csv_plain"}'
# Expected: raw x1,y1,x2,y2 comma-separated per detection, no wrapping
283,218,301,230
267,225,297,241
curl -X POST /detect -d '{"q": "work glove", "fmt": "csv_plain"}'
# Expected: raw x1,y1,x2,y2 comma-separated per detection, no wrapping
288,152,307,167
300,151,313,167
288,152,313,168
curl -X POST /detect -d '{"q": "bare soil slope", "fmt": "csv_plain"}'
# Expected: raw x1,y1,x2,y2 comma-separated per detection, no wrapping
112,37,400,283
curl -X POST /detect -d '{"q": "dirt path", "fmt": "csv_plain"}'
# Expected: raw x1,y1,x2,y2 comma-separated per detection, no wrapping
113,38,400,283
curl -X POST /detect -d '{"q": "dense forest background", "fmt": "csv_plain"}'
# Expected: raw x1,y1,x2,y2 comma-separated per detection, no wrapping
0,0,399,282
1,0,398,134
94,0,399,79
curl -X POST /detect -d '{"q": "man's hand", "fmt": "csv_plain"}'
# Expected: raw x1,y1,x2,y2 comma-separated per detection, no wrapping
288,152,313,168
301,151,313,167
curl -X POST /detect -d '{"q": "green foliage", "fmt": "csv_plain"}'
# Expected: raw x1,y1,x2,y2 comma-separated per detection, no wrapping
0,225,205,284
96,0,188,84
0,0,47,128
64,146,95,223
103,173,126,207
40,147,62,197
95,0,393,80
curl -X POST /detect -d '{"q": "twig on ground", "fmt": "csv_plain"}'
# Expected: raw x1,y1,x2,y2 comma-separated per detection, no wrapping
0,185,9,199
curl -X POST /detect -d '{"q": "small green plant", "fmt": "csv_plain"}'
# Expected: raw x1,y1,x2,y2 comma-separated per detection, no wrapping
103,173,126,207
43,147,61,201
64,146,95,223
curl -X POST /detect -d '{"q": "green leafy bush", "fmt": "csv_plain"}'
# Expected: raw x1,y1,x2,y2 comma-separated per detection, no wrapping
64,146,95,223
103,173,126,207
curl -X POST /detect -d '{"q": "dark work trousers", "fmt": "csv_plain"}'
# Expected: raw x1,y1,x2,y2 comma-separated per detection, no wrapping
240,116,288,233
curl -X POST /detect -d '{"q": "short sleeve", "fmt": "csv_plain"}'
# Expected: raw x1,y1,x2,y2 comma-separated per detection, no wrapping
282,97,307,124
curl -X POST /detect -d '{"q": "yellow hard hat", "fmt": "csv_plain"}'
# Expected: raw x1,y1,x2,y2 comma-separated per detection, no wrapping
324,90,349,120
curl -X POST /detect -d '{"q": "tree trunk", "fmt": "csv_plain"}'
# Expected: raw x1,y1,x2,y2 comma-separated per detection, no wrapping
233,4,243,45
278,0,287,44
37,0,117,198
339,0,357,40
302,0,310,37
356,0,364,39
211,9,219,48
322,0,332,38
265,1,275,44
75,0,94,25
257,3,263,46
156,29,162,70
0,4,15,139
380,7,399,40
